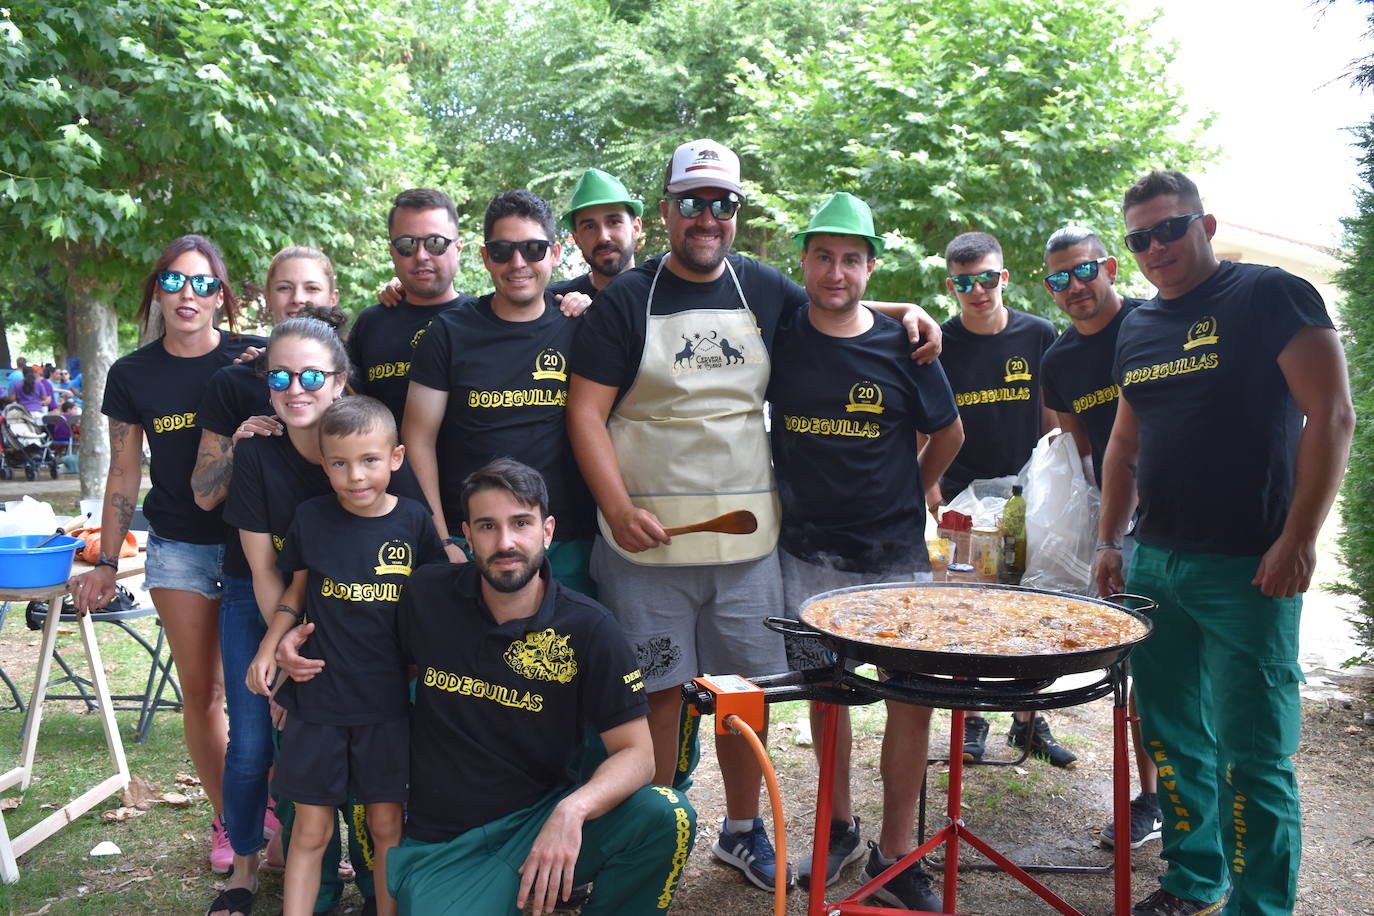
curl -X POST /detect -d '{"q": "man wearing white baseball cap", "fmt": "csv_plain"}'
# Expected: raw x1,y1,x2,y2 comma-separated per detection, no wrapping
567,139,943,892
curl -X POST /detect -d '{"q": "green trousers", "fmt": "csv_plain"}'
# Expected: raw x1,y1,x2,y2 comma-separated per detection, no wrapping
1127,544,1304,915
387,784,697,915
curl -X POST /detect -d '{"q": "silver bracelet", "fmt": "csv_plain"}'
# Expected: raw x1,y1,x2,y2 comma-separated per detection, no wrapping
1095,541,1123,551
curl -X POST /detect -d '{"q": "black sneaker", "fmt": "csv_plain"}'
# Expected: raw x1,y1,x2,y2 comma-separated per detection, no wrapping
863,841,941,912
712,817,794,891
1101,793,1163,848
1131,886,1229,915
962,715,990,763
798,816,864,888
1008,715,1078,768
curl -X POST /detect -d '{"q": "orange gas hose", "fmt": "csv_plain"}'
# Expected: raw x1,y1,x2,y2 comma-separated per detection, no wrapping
724,713,787,916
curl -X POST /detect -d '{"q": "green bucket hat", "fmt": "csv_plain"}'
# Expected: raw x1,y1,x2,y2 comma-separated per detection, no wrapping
793,192,885,256
561,168,644,231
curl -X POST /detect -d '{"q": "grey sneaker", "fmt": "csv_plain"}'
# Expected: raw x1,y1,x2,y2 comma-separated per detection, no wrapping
1101,793,1163,848
1008,715,1078,768
712,817,794,891
863,841,941,912
962,714,990,763
798,816,864,888
1131,886,1229,915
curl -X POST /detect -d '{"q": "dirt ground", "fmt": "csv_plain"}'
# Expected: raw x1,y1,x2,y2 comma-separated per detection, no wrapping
667,674,1374,916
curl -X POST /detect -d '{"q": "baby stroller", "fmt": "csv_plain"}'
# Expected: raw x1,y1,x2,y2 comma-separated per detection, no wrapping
1,403,59,480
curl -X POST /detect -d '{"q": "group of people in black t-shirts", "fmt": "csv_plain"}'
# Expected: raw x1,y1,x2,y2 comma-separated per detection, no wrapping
64,146,1352,916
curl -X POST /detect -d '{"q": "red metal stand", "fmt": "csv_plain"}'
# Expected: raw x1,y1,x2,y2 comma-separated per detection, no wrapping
807,697,1133,915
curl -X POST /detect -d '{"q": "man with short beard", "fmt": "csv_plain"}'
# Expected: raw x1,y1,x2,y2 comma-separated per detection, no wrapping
347,188,475,427
567,139,942,892
549,169,644,301
387,458,695,916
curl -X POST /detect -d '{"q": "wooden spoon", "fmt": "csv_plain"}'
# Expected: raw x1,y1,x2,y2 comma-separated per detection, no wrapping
664,510,758,537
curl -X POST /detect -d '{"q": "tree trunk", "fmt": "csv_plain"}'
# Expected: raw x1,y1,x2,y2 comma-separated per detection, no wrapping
0,299,10,369
73,289,119,500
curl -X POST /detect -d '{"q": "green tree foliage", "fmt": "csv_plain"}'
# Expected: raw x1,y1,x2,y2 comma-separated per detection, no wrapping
1334,2,1374,665
733,0,1210,314
0,0,433,493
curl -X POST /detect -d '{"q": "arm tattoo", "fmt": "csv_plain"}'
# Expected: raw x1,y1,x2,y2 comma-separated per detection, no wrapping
108,420,134,479
1127,462,1137,479
191,432,234,501
109,491,135,546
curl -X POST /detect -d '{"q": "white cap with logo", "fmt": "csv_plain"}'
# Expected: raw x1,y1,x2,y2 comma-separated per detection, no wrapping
664,139,743,197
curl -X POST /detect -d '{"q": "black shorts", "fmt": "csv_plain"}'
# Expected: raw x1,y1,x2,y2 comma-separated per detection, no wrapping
273,715,409,806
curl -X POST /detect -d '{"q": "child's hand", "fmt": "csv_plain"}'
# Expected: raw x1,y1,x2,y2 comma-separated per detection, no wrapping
247,648,276,696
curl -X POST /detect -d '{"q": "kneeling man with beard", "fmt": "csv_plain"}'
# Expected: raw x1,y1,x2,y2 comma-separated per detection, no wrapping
379,458,695,916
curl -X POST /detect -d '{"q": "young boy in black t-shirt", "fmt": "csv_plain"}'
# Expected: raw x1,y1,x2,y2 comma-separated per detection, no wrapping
248,396,445,916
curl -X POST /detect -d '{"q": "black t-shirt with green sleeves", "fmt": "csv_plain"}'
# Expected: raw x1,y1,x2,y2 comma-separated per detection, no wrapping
196,354,272,438
1041,298,1143,484
221,430,426,579
936,308,1057,495
406,293,595,540
572,252,810,394
102,330,267,544
768,308,959,573
275,494,445,726
345,295,475,427
398,561,647,843
1113,261,1333,555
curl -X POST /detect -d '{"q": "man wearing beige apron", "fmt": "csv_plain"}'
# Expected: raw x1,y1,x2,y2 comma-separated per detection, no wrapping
568,139,941,892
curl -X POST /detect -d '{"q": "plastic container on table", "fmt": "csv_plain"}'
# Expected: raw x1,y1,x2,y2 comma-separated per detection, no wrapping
0,534,83,589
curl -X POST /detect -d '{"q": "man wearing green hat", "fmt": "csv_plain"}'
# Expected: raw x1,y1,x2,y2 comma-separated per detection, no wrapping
770,192,963,906
549,168,645,300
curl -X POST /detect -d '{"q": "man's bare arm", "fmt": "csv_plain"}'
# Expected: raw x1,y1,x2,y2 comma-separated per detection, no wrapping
864,301,942,364
1094,394,1140,596
516,717,654,916
566,374,668,552
190,428,234,511
1253,327,1355,598
400,381,465,562
918,418,964,511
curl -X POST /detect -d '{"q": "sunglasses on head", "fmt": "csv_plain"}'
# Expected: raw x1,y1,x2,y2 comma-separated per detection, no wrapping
390,234,457,257
1044,257,1109,292
265,368,342,392
158,271,222,297
1123,213,1204,253
672,195,741,220
947,269,1002,294
484,239,552,264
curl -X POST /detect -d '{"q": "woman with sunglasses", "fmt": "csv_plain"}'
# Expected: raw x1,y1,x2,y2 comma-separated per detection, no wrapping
69,234,265,874
191,250,344,912
218,310,430,916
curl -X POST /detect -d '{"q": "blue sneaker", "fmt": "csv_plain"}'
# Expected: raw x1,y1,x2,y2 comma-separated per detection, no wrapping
711,817,794,891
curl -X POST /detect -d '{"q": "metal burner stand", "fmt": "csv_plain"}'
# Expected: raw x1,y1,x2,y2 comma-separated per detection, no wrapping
736,662,1133,916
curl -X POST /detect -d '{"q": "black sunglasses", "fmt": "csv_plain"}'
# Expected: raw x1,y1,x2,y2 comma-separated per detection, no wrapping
947,269,1002,294
1123,213,1203,253
390,234,457,257
158,271,222,297
266,369,343,392
1044,258,1109,292
484,239,552,264
672,195,741,220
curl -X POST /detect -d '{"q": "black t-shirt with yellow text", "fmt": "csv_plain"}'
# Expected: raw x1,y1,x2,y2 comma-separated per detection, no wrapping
346,295,475,427
937,308,1057,495
769,308,959,573
398,561,646,842
407,293,594,539
1113,262,1332,555
1042,298,1143,484
276,494,445,725
102,330,266,544
196,355,272,438
221,429,426,579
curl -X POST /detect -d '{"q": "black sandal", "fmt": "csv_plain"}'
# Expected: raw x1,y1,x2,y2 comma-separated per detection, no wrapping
206,886,255,916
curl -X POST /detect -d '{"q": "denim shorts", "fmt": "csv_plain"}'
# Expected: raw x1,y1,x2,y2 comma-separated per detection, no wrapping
143,527,225,598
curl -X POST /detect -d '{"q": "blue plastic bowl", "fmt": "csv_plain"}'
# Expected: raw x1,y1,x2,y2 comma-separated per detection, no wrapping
0,534,83,589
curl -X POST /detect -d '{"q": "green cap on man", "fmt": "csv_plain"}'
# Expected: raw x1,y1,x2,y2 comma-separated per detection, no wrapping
562,168,644,231
793,192,885,256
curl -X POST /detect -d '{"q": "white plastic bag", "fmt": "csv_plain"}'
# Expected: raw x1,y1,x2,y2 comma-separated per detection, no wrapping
944,476,1017,528
2,495,58,537
1021,432,1099,595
